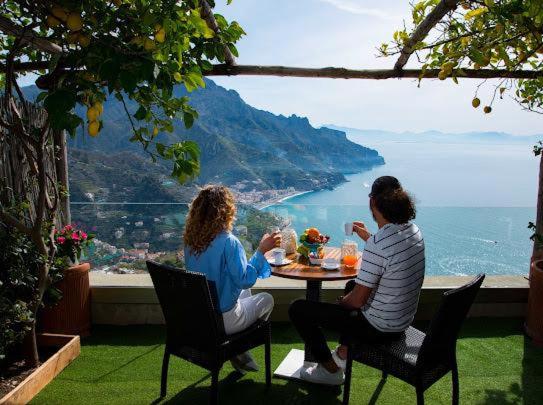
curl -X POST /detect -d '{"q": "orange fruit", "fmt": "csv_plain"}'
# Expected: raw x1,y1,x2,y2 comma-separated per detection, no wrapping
306,228,320,239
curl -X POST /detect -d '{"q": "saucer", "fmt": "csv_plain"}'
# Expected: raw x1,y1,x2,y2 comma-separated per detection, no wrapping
268,258,293,267
321,258,340,270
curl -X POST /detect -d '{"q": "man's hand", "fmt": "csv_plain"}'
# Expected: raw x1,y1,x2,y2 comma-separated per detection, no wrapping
353,221,371,242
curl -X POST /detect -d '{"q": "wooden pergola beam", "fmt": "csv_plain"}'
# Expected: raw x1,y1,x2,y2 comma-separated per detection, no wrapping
0,16,62,55
0,61,50,72
394,0,459,71
205,64,543,80
3,62,542,80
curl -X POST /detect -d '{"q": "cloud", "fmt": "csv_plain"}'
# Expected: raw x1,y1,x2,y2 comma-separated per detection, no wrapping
319,0,402,21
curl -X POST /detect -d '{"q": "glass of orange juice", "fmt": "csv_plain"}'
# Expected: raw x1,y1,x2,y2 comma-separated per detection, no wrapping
343,255,358,268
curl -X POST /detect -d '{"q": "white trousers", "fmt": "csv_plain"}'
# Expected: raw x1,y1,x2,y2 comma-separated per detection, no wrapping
222,289,274,335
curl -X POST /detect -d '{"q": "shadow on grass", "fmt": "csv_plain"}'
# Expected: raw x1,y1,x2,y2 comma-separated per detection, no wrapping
83,323,306,347
480,335,543,405
155,372,343,405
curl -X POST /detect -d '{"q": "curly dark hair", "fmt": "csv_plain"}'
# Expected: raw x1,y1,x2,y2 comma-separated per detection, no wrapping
183,185,236,255
370,176,416,224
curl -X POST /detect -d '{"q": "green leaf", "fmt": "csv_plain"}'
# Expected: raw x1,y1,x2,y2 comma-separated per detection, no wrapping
133,106,148,120
35,91,48,104
465,7,488,20
44,89,76,115
120,71,138,93
183,111,194,128
98,58,120,82
156,143,166,156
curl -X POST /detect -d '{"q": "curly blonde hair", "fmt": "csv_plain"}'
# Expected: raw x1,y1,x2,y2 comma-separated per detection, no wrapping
183,185,236,255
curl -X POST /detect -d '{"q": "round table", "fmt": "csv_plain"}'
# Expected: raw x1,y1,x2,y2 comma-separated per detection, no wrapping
265,246,361,380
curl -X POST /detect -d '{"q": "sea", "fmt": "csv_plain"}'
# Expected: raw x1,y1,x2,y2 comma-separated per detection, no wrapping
264,130,540,276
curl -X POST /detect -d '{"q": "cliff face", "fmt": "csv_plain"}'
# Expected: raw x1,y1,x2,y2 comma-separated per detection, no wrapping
23,80,384,201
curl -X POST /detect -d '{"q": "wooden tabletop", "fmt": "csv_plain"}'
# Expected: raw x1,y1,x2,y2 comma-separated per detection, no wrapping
265,246,360,281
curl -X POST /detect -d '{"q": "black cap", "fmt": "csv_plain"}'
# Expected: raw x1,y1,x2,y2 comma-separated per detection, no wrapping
369,176,401,197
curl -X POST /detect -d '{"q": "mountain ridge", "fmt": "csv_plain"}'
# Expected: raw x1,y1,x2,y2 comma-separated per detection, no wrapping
22,80,384,203
325,124,542,144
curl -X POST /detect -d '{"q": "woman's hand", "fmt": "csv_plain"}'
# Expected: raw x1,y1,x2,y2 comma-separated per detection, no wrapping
353,221,371,242
258,232,282,254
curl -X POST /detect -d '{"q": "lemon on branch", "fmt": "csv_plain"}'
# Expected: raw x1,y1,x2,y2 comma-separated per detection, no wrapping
46,15,61,28
155,29,166,43
472,98,480,108
87,107,99,121
483,106,492,114
67,32,79,44
153,127,159,136
78,34,90,47
67,13,83,32
93,101,103,115
88,121,100,137
51,6,68,22
144,38,155,51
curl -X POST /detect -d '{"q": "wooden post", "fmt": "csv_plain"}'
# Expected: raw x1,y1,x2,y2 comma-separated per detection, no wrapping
53,129,71,226
532,155,543,271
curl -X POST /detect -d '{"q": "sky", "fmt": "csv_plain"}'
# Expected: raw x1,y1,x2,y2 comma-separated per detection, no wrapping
18,0,542,136
210,0,542,136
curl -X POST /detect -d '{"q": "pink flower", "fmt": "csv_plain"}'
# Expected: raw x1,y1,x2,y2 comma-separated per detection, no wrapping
81,232,88,240
72,232,80,240
57,236,66,245
64,224,73,231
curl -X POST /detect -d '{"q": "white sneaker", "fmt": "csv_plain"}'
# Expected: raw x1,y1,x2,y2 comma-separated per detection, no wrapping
300,363,344,386
331,348,347,370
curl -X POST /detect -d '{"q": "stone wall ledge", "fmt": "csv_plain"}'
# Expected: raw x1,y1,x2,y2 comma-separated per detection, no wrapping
89,274,529,324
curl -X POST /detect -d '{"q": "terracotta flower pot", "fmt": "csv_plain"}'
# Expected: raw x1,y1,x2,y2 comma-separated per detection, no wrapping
526,259,543,346
39,263,91,337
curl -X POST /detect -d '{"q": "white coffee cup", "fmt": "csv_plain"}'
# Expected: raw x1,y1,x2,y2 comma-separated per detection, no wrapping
344,222,353,236
273,248,286,265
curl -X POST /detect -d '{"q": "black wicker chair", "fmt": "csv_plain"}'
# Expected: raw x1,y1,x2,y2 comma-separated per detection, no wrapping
147,261,271,404
342,273,485,405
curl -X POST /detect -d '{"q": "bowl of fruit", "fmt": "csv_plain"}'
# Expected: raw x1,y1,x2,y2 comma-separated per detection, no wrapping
297,227,331,265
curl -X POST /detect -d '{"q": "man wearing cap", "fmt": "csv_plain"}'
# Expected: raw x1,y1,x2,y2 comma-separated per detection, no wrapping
289,176,425,386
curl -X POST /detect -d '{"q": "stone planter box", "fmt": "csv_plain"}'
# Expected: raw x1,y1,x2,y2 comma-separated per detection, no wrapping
0,334,80,405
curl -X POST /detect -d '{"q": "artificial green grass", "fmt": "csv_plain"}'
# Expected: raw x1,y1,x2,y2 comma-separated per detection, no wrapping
31,318,543,405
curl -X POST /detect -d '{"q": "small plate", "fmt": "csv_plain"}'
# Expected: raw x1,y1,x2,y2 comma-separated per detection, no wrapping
268,258,293,267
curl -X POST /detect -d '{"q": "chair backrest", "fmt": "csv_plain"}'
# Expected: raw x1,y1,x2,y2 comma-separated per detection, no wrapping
147,261,226,350
417,274,485,368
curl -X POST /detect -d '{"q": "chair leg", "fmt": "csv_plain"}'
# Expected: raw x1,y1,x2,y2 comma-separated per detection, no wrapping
210,369,219,405
416,386,424,405
160,350,170,398
382,370,388,380
452,363,459,405
342,348,353,405
265,330,272,388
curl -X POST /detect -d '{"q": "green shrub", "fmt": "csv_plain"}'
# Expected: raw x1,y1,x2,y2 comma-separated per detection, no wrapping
0,224,64,364
0,224,41,362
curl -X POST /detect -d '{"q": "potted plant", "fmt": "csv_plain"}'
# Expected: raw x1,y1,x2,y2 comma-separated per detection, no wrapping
39,225,94,337
526,259,543,346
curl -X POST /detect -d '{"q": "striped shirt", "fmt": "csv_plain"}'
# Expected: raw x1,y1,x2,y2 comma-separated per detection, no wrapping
355,222,425,332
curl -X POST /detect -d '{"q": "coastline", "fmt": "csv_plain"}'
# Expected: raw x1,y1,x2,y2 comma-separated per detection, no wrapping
257,190,314,210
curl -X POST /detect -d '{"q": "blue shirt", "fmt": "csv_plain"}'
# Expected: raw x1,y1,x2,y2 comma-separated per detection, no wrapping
184,231,272,313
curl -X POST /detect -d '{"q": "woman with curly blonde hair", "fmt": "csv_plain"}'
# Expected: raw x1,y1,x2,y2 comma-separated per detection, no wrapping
183,185,280,373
